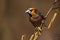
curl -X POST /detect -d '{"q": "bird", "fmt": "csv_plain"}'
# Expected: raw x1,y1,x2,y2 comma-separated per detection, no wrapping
25,8,46,32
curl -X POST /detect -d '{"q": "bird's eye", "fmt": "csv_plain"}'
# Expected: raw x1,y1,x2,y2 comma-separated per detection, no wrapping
30,10,32,11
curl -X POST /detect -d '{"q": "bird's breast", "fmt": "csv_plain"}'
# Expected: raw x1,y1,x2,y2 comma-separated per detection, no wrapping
30,16,43,27
31,16,42,21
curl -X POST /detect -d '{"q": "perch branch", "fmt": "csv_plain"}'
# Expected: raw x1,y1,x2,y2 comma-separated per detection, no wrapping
47,12,57,29
21,34,25,40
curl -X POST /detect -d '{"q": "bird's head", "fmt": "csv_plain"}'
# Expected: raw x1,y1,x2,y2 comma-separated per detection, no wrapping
25,8,37,17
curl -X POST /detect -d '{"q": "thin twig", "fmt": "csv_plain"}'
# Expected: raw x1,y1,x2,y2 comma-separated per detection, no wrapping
45,0,58,18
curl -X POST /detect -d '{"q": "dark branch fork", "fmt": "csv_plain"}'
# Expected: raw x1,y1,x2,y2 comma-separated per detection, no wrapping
41,0,58,30
44,0,58,19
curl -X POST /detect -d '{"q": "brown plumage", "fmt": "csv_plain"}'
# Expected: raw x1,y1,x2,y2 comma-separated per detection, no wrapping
29,14,43,27
25,8,45,30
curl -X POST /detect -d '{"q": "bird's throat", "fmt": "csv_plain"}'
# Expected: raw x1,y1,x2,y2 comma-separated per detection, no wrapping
31,13,36,16
31,9,36,16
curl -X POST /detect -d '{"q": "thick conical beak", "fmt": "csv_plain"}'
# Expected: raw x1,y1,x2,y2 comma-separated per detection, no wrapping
25,9,32,17
25,10,29,13
25,10,31,14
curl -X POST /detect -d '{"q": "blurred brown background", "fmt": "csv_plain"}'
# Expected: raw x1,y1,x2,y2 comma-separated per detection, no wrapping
0,0,60,40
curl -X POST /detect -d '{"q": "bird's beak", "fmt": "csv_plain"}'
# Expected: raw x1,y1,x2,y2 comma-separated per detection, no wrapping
25,10,31,14
25,10,28,13
25,10,32,17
